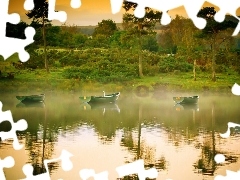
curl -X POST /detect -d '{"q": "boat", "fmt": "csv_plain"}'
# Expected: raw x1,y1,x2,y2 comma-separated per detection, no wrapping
173,95,199,104
16,94,45,102
79,91,120,104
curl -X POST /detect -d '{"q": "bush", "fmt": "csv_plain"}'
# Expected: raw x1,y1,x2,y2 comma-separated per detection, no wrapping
158,56,193,73
62,60,138,82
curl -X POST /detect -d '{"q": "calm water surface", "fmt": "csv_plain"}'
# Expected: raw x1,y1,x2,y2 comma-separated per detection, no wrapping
1,91,240,180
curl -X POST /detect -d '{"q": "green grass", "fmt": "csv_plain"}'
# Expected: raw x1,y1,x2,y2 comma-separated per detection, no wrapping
132,72,240,92
1,67,239,94
1,52,239,93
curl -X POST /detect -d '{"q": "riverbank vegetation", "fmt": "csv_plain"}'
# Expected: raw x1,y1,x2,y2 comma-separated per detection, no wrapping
1,2,240,93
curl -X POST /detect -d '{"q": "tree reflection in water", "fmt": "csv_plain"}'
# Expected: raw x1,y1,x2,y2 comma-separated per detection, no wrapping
20,102,59,176
193,101,238,177
120,103,167,179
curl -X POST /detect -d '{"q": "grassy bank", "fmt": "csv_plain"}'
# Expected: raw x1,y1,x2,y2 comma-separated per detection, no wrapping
0,68,239,94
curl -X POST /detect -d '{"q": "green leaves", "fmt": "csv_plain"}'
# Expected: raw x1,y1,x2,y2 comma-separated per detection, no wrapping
26,0,49,23
92,19,118,38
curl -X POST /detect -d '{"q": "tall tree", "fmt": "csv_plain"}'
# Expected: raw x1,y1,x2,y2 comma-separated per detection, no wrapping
122,1,162,77
26,0,50,72
197,7,237,81
92,19,118,38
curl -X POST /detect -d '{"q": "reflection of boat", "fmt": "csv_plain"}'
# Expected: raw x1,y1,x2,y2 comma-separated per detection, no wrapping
79,92,120,103
173,95,199,104
80,102,120,113
16,101,45,108
16,94,45,102
174,103,199,111
89,102,120,113
79,103,91,110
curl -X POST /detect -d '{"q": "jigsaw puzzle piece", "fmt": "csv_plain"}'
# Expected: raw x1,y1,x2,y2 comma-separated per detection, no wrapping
44,149,73,171
24,0,34,10
182,0,207,29
215,170,240,180
149,0,183,25
0,27,35,62
0,0,35,62
21,150,73,180
207,0,240,36
207,0,240,22
48,0,67,22
231,83,240,96
79,169,109,180
0,156,15,180
115,0,184,25
220,122,240,138
116,159,158,180
0,101,28,150
110,0,124,14
0,0,20,37
70,0,81,9
21,164,51,180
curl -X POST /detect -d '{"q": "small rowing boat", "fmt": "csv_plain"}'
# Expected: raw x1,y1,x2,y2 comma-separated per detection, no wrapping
16,94,45,102
79,92,120,104
173,95,199,104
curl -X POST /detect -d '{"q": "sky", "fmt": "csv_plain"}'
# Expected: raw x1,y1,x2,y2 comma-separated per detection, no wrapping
8,0,240,26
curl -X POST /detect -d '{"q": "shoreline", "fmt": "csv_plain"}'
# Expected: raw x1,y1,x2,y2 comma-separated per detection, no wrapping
0,70,238,95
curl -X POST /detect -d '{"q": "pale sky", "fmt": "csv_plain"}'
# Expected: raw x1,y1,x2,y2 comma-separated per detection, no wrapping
8,0,240,26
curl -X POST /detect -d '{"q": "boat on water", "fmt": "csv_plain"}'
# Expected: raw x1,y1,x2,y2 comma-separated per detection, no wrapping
79,92,120,104
16,94,45,102
173,95,199,104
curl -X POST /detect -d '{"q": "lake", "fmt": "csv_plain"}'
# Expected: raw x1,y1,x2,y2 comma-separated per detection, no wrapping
1,91,240,180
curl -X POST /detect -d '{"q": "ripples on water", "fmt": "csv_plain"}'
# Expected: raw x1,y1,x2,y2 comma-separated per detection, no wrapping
1,92,240,180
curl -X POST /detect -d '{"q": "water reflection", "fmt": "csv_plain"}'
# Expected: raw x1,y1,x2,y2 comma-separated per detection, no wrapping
1,92,240,179
80,102,121,114
174,103,199,111
16,101,45,108
120,103,167,179
13,101,59,176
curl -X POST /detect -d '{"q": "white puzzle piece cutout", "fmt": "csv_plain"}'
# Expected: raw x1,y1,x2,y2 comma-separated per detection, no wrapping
71,0,81,9
0,101,28,150
21,150,73,180
0,0,35,62
48,0,67,22
231,83,240,96
0,156,15,180
79,169,109,180
110,0,240,35
24,0,34,11
116,159,158,180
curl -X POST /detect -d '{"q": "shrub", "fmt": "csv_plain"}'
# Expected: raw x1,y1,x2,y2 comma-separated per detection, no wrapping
158,56,193,73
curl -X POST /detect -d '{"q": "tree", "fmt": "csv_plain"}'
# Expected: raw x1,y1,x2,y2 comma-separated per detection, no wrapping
157,25,176,54
26,0,50,72
142,34,159,52
92,19,118,38
46,25,61,47
167,15,201,80
122,1,162,77
197,7,237,81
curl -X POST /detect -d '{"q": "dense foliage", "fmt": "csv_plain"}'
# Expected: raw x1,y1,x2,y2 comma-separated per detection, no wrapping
3,6,240,82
